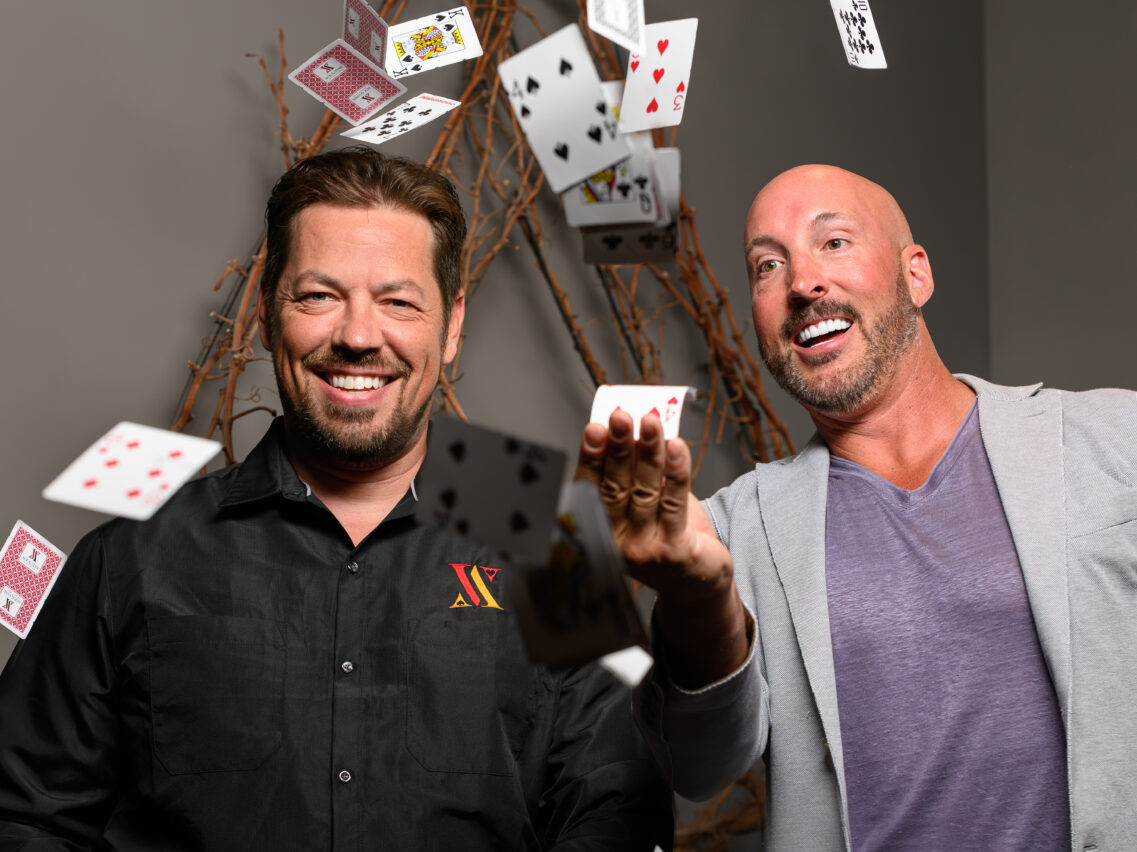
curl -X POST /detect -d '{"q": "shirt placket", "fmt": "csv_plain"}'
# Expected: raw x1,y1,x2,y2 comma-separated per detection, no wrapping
332,554,365,850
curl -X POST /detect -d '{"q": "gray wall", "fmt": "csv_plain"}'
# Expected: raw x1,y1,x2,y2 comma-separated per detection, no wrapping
986,0,1137,391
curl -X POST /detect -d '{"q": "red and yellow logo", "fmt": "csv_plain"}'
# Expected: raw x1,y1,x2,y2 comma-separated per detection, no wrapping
449,563,502,609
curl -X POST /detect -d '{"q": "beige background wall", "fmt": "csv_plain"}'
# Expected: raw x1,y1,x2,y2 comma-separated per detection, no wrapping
0,0,1132,771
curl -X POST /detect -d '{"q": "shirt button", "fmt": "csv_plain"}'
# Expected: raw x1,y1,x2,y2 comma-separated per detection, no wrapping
340,660,354,673
338,770,352,783
346,561,360,574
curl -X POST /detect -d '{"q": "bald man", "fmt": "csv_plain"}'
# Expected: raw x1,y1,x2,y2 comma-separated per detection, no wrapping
578,165,1137,851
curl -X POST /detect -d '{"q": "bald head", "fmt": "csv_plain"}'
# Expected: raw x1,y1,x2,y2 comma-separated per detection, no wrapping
747,165,913,255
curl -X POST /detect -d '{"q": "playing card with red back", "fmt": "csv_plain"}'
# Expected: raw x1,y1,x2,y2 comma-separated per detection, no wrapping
288,39,405,126
42,422,221,521
618,18,698,133
0,521,67,639
343,0,390,70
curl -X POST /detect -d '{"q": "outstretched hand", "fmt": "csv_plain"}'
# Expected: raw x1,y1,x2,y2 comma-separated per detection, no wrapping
575,410,750,687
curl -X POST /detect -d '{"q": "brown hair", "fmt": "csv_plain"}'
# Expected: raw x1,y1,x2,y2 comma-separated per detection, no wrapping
260,146,466,331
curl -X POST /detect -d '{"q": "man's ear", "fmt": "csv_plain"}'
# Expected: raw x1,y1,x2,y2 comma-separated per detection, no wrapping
902,244,934,309
443,292,466,365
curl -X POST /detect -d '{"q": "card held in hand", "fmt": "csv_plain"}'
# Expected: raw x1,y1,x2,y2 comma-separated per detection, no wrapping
0,521,68,639
508,480,649,671
289,39,406,126
42,422,221,521
590,384,695,439
416,416,566,567
829,0,887,69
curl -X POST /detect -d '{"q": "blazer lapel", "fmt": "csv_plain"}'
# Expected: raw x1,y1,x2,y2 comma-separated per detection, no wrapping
973,381,1072,716
754,440,849,783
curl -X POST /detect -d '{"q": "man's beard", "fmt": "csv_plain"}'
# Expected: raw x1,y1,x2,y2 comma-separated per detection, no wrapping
275,348,432,472
758,270,919,415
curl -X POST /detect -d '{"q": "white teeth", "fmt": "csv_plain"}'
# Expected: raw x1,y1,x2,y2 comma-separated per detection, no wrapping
797,318,851,344
329,374,389,390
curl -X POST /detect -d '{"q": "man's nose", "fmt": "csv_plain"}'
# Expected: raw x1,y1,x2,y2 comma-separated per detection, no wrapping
788,258,829,302
332,300,384,351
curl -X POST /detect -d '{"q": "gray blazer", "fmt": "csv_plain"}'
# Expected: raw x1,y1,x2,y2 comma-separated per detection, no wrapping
637,376,1137,852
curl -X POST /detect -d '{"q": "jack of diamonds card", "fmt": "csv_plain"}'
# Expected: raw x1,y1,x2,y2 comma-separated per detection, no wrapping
385,5,484,80
0,521,67,639
343,0,389,70
618,18,698,133
289,39,405,126
499,24,632,193
42,422,221,521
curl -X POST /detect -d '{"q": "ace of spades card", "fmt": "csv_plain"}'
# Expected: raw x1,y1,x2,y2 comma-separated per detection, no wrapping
42,422,221,521
416,417,566,567
618,18,698,133
829,0,887,68
499,24,633,193
508,480,649,671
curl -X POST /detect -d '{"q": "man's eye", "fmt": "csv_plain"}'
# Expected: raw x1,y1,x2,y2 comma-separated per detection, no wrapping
300,292,332,302
825,238,847,250
758,259,781,274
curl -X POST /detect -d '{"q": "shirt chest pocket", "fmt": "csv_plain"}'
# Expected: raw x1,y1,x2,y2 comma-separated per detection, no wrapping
404,614,536,776
148,616,286,775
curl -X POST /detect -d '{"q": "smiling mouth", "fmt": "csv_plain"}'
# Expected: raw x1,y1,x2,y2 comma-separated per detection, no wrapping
796,318,852,347
326,374,392,391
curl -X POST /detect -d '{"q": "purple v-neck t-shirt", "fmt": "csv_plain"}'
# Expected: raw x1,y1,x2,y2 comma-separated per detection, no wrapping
825,404,1069,850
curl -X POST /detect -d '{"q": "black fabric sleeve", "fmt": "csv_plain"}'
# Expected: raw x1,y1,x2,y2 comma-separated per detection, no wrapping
534,662,674,851
0,529,119,849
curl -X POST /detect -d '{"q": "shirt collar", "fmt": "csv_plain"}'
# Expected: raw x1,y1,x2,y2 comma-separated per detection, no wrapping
218,417,418,521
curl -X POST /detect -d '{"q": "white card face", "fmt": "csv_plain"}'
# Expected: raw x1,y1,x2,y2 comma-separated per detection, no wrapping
586,0,646,55
0,521,67,639
342,92,461,144
499,24,633,193
830,0,887,69
289,39,406,126
580,146,681,264
561,146,660,227
343,0,389,69
43,423,221,521
385,6,484,79
589,385,695,439
618,18,698,133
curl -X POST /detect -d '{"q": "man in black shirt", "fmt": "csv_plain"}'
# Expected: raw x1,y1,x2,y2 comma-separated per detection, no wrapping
0,148,672,850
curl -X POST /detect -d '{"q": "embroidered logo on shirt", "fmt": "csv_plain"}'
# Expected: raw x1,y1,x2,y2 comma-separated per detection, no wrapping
449,563,502,609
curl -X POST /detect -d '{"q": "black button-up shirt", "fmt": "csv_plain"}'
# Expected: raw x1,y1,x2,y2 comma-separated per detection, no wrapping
0,420,672,850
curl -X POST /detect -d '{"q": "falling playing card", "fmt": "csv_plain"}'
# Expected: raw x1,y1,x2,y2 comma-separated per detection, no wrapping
43,423,221,521
343,0,390,70
0,521,67,639
385,5,484,79
342,92,461,144
590,384,695,440
619,18,698,133
561,144,660,227
581,147,681,264
499,24,633,192
416,417,566,567
586,0,646,55
508,480,649,671
829,0,887,69
289,39,406,126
